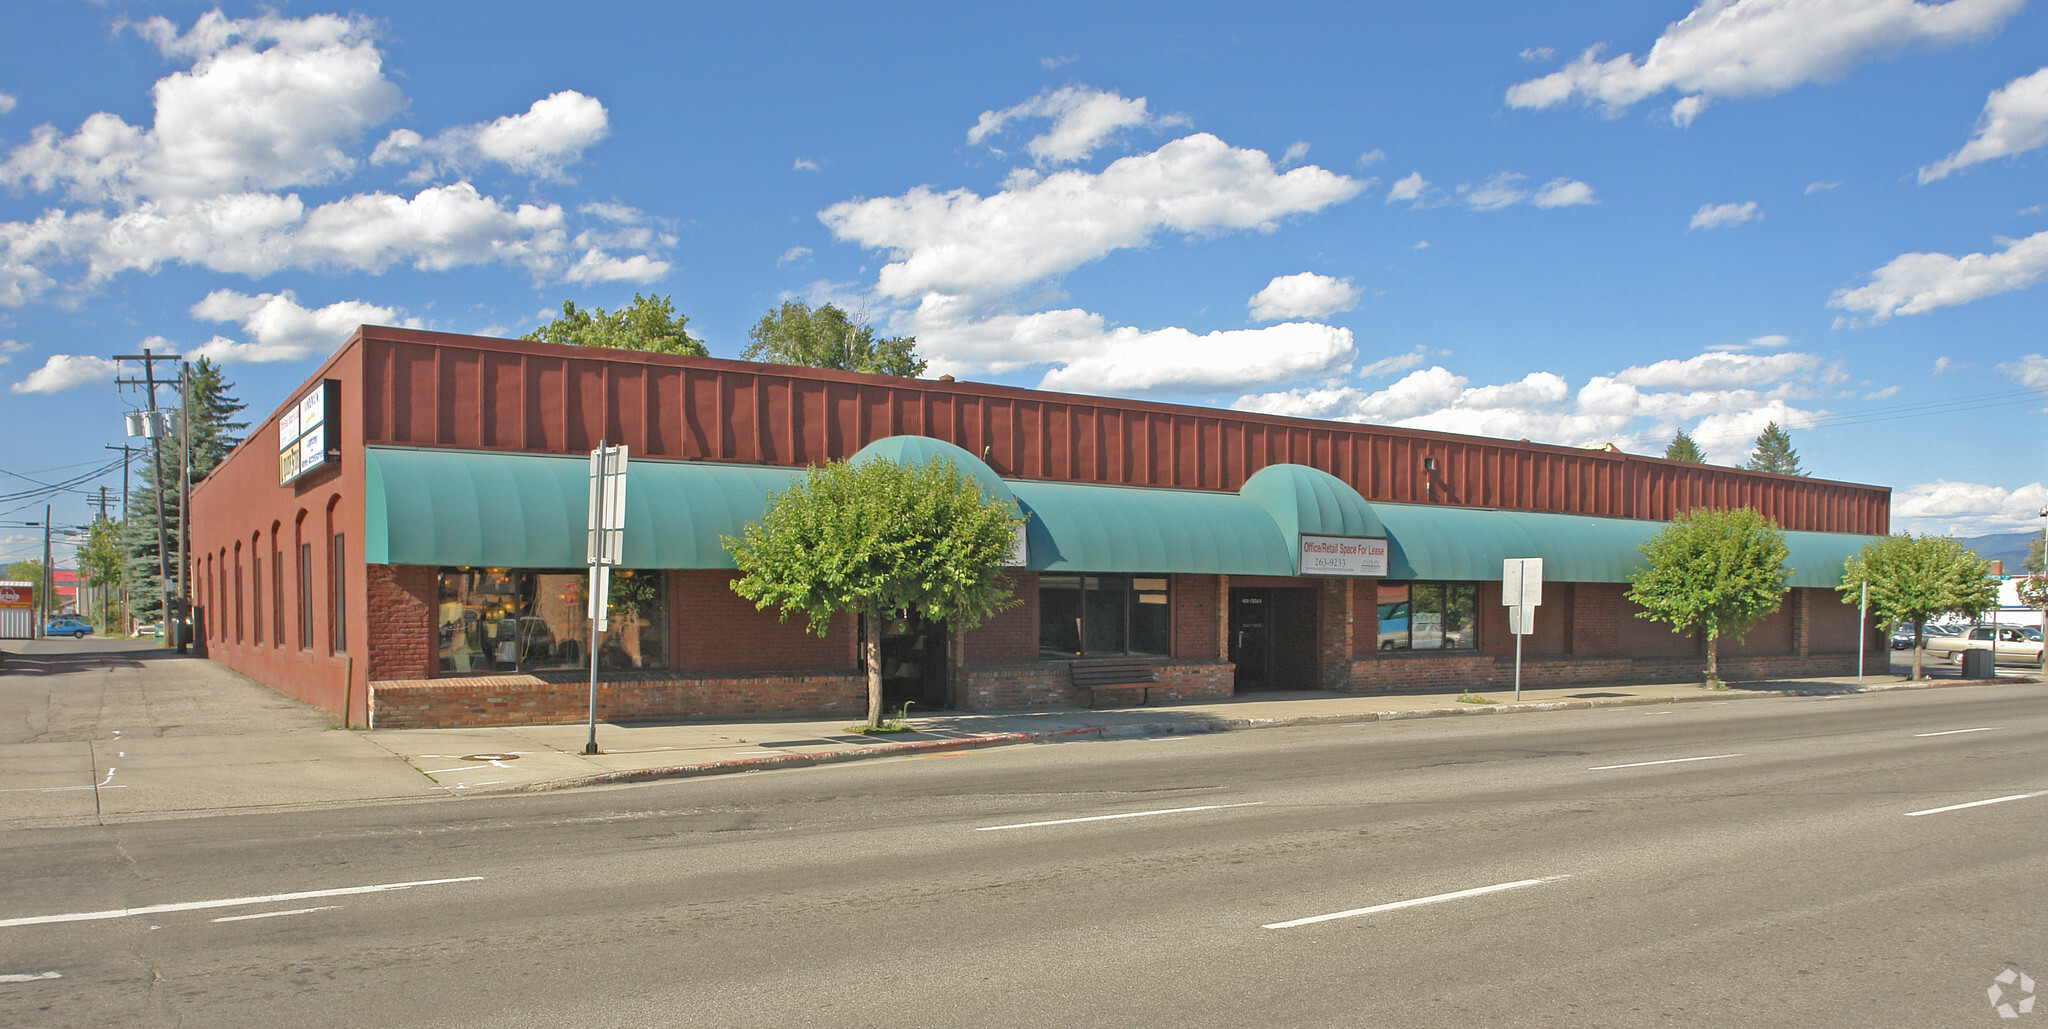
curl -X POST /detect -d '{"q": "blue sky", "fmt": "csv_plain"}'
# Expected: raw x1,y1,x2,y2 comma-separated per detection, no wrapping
4,0,2047,567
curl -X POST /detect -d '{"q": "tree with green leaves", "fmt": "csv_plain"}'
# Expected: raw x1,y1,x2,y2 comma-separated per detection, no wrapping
743,300,926,377
522,293,708,356
125,359,247,626
3,560,47,613
1627,507,1790,687
1664,429,1705,463
1744,421,1804,476
78,518,126,631
2024,533,2043,575
723,456,1023,727
1840,534,1998,680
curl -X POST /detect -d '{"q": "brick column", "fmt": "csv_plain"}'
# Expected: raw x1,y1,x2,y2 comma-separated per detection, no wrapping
366,564,436,681
1216,574,1231,661
1791,588,1811,658
1319,577,1352,689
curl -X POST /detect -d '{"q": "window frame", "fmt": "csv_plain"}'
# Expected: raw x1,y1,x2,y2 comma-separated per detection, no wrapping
1037,572,1171,659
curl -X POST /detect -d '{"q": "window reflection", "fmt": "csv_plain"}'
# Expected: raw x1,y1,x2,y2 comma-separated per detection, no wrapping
436,568,667,675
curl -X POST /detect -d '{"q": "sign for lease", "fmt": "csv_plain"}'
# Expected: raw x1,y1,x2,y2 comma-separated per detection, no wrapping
1299,535,1389,577
278,379,339,486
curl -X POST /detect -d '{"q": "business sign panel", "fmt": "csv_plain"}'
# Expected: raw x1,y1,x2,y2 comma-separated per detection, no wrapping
278,379,339,486
1299,535,1389,577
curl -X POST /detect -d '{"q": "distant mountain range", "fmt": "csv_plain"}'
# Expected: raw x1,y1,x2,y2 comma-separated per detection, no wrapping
1959,531,2043,571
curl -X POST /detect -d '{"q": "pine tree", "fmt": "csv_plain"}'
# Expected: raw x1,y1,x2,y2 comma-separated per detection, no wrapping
1744,421,1804,476
1664,430,1705,463
123,359,247,623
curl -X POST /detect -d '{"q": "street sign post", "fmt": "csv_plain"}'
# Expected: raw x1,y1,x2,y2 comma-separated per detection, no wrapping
584,441,628,755
1502,558,1544,701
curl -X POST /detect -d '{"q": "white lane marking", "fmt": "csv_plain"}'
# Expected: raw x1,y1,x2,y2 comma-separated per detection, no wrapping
0,971,61,983
975,801,1264,832
0,784,128,794
1914,727,2001,738
210,906,341,923
0,876,484,928
430,781,503,791
1588,753,1740,771
1265,876,1571,929
422,765,490,774
1904,792,2048,818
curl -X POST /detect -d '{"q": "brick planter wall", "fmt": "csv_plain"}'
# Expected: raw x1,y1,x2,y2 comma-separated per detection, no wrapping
960,660,1235,710
1337,650,1866,693
369,670,866,729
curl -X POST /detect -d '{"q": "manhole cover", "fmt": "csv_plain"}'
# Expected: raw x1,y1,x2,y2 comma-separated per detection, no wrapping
461,754,518,762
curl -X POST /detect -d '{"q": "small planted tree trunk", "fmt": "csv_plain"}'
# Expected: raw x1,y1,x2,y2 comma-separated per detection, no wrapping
1704,632,1720,685
864,604,885,729
1912,622,1926,681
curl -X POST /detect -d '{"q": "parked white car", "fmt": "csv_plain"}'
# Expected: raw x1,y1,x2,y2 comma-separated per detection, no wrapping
1922,625,2044,666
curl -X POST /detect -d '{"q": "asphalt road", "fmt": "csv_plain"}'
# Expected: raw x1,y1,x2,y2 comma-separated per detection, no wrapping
2,682,2043,1028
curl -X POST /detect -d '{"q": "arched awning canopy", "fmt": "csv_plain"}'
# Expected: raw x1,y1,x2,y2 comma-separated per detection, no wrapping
363,445,1873,588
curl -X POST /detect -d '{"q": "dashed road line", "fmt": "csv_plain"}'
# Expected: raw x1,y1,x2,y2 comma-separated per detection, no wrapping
1265,876,1571,929
1913,727,2001,738
1904,791,2048,818
0,876,484,928
211,906,342,923
976,801,1264,832
1588,754,1740,771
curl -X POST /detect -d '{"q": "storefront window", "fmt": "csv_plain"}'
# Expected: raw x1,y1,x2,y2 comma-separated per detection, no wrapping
1039,574,1170,658
1377,581,1477,651
436,568,668,675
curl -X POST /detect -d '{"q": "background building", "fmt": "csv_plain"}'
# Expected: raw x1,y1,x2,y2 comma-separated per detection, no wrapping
189,327,1891,729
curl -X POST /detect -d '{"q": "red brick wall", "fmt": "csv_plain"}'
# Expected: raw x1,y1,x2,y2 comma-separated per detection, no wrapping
669,570,856,673
1173,573,1219,660
1338,650,1864,693
367,564,435,681
1804,586,1868,652
960,660,1232,710
1613,588,1702,657
960,571,1038,665
1725,599,1796,655
370,670,866,728
1572,583,1622,655
1318,579,1352,688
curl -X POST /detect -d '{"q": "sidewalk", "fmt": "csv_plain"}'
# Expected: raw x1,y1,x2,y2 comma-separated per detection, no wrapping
367,669,2043,795
2,636,2040,825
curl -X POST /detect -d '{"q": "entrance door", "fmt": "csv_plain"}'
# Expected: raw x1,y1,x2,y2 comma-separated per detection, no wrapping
879,611,950,712
1229,589,1271,691
1231,587,1318,691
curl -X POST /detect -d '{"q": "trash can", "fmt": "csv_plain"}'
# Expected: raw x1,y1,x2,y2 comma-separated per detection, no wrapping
1960,648,1996,679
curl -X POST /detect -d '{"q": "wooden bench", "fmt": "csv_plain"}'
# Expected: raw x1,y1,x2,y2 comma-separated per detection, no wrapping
1070,658,1158,707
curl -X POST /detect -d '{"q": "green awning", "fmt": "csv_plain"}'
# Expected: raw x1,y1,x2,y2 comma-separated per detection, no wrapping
1011,480,1294,575
366,447,800,569
364,445,1873,587
1372,502,1872,588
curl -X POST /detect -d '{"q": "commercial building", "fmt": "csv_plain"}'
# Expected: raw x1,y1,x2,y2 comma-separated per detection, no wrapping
189,327,1890,729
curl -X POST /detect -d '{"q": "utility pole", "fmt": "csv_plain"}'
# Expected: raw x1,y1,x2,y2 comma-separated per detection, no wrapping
41,504,52,634
114,349,180,645
177,361,192,652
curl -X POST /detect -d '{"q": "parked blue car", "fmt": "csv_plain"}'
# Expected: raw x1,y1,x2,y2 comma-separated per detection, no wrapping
44,616,93,638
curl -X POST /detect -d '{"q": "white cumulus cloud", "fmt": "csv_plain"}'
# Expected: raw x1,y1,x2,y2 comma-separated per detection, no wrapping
1386,171,1430,205
11,353,119,394
1691,201,1760,229
186,288,417,363
1532,178,1598,207
1249,272,1360,321
1506,0,2022,125
1893,479,2048,535
1233,348,1834,465
372,90,610,181
966,85,1186,166
824,132,1360,308
1035,321,1356,394
1919,65,2048,183
1830,229,2048,322
0,92,15,115
1999,353,2048,388
0,11,663,307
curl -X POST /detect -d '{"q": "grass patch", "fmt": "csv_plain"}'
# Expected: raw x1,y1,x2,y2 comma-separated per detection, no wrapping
1456,691,1497,705
846,701,919,735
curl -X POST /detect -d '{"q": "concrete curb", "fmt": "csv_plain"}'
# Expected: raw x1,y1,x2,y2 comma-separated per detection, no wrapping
494,674,2026,794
